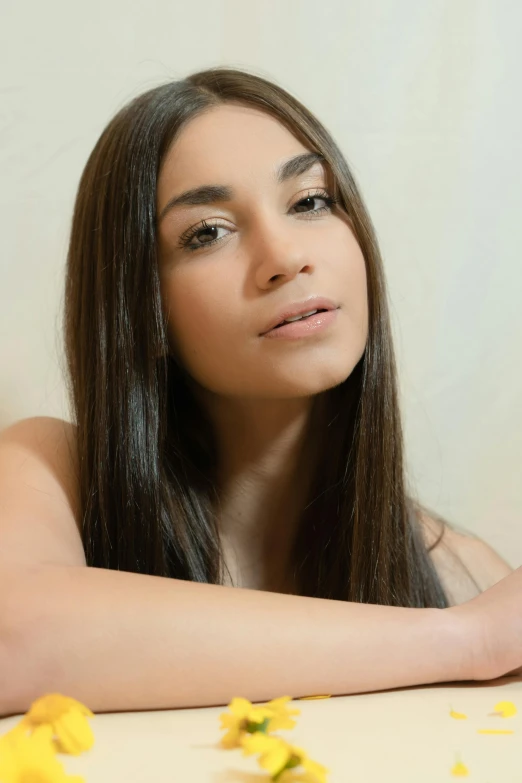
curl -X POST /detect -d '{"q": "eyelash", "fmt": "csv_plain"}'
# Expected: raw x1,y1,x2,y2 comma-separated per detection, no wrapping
176,189,339,253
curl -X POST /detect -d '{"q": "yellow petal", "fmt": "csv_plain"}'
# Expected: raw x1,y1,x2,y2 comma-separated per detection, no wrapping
220,696,288,735
26,694,93,724
53,710,95,755
0,735,17,779
258,742,292,776
489,700,517,718
218,713,238,729
302,756,330,783
477,729,514,734
241,732,280,756
1,723,54,749
265,695,292,706
0,726,84,783
295,695,332,700
218,704,274,748
267,714,298,732
227,697,254,719
31,725,56,743
451,760,469,776
261,696,300,732
265,696,299,713
219,727,242,749
15,694,95,757
1,722,31,746
241,732,295,775
241,736,321,780
449,709,467,720
247,706,276,723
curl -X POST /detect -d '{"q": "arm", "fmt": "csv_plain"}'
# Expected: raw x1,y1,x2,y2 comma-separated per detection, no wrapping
0,418,474,717
1,563,470,717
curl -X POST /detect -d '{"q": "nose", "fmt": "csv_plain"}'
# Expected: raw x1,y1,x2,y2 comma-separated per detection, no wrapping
251,212,315,288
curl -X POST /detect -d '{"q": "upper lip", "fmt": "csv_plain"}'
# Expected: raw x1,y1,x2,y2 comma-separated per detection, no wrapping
259,296,339,335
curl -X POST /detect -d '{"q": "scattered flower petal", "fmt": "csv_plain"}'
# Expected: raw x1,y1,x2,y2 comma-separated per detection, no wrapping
242,733,291,777
264,697,301,732
0,724,84,782
450,760,469,777
449,709,467,720
488,700,517,718
295,695,332,701
241,733,328,783
219,696,300,749
4,693,94,756
477,729,514,735
301,755,329,782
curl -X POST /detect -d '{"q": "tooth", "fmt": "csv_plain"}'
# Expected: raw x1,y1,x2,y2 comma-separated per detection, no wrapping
284,309,318,323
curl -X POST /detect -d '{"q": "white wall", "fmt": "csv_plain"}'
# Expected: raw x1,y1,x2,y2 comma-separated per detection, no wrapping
1,0,520,565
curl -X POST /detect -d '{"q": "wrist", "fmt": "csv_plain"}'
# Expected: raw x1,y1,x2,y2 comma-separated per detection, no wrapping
443,605,484,682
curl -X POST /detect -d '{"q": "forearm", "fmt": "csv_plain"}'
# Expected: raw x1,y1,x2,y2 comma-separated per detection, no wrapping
0,563,472,716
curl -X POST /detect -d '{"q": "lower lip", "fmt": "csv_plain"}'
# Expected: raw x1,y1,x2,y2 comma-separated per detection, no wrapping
261,308,339,339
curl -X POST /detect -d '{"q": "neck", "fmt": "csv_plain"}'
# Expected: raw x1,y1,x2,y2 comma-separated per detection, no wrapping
193,389,319,591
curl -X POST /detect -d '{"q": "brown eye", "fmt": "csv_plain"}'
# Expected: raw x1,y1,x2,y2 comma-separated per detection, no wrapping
292,193,332,214
177,220,230,252
178,189,338,253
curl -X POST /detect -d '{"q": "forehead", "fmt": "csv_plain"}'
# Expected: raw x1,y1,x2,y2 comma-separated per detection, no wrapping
158,103,320,192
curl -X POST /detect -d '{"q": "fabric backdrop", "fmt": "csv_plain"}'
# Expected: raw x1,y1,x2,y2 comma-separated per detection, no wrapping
1,0,520,565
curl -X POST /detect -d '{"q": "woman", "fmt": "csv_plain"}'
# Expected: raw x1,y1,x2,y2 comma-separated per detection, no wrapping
0,66,520,716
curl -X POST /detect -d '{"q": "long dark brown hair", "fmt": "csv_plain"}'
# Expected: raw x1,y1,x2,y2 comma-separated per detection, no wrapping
63,65,458,607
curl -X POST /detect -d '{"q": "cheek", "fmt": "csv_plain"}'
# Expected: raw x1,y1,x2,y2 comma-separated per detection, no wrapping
336,239,369,343
163,281,206,350
161,272,237,364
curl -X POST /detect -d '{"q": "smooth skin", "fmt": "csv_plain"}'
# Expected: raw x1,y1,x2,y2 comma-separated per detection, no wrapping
0,414,520,717
0,103,520,716
157,102,368,593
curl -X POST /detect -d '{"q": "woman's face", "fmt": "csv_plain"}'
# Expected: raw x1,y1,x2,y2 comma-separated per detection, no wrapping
156,103,368,400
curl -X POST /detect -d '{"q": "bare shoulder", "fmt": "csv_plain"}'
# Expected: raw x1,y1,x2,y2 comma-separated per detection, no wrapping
0,415,84,566
0,413,78,456
0,416,79,507
418,510,514,606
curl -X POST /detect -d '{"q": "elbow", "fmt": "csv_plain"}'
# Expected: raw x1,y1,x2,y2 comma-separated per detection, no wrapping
0,567,46,718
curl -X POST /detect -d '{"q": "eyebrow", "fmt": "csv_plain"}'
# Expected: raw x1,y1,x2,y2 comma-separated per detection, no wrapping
158,151,326,223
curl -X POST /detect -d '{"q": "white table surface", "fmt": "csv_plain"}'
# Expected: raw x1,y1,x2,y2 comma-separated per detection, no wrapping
1,676,521,782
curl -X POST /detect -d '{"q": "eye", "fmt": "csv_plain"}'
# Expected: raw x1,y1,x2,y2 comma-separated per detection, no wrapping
177,220,228,253
176,189,339,253
291,191,336,215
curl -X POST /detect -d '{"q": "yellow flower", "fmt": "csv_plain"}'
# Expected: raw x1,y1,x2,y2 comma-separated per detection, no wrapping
264,696,301,732
5,693,94,756
219,696,300,749
241,732,329,783
0,724,84,782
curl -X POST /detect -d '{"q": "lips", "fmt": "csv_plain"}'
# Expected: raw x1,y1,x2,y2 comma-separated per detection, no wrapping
272,309,328,328
260,297,339,336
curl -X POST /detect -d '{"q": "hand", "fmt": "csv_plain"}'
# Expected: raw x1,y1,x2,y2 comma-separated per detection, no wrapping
449,565,522,681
